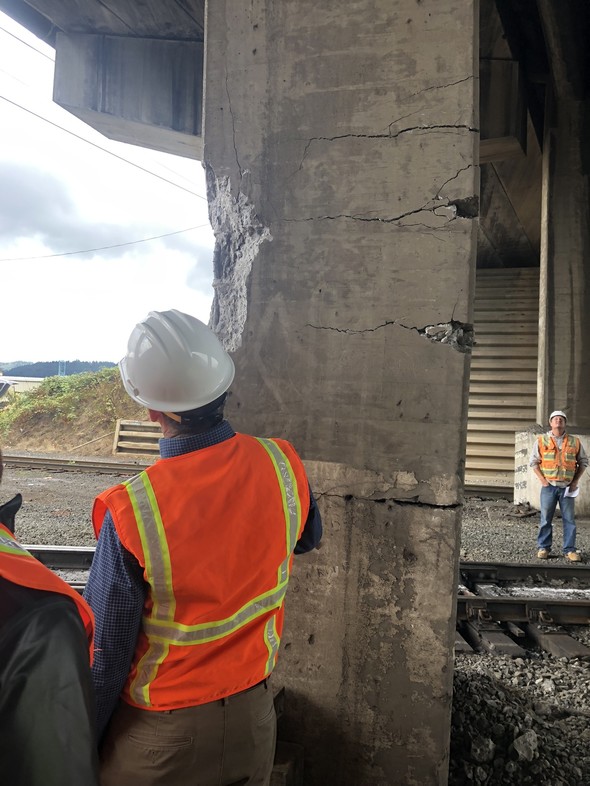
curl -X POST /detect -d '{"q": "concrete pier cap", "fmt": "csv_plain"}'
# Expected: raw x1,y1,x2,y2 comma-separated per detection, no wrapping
204,1,478,783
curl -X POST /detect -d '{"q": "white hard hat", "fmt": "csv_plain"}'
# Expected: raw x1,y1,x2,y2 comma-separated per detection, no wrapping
549,410,567,422
119,310,235,412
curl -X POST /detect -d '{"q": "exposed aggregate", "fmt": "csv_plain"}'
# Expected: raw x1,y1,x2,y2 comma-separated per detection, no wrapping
3,463,590,785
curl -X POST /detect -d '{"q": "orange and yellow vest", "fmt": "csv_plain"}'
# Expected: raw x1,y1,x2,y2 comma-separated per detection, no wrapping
0,523,95,663
92,433,310,711
538,434,580,484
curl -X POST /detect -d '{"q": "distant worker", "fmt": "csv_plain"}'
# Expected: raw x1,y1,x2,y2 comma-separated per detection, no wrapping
530,410,588,561
84,309,322,786
0,449,99,786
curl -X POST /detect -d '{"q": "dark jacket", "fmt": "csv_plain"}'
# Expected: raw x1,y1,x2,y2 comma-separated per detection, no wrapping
0,577,99,785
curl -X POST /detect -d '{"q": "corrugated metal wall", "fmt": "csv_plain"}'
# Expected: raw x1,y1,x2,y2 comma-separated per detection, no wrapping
465,267,539,489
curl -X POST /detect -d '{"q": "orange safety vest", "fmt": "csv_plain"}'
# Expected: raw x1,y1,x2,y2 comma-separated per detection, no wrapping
0,523,95,663
92,434,310,711
538,433,580,483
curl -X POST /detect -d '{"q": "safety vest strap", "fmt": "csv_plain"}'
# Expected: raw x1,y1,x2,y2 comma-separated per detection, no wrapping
124,472,176,624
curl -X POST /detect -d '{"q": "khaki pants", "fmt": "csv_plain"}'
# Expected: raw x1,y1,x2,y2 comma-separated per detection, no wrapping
100,681,276,786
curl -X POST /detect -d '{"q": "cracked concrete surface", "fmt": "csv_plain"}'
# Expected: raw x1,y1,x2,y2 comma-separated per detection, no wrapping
286,162,477,228
307,461,462,508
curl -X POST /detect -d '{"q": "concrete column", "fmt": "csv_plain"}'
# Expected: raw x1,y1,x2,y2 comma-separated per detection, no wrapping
537,1,590,428
204,2,478,784
539,97,590,426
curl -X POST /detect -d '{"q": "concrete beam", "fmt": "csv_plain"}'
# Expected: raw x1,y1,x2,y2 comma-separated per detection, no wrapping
53,32,203,159
538,94,590,426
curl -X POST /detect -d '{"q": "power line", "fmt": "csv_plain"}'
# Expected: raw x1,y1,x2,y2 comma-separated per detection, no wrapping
0,25,54,61
0,94,207,200
0,224,212,262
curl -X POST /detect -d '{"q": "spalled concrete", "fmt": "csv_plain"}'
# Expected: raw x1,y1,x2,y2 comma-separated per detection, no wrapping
203,1,478,782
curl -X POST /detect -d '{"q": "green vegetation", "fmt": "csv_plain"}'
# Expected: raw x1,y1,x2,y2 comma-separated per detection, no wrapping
0,368,145,454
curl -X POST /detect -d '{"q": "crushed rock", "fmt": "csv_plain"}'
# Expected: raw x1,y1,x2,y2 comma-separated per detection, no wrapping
4,466,590,784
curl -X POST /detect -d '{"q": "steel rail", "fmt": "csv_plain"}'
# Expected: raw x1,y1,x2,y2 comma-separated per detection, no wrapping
3,453,152,474
25,544,96,570
24,549,590,623
25,548,590,584
457,596,590,625
460,561,590,585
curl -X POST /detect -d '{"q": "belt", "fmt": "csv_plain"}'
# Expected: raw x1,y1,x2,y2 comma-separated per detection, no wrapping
149,679,269,714
222,679,267,704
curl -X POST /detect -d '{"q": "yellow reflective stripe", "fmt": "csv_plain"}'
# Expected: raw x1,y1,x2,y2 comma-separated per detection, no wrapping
131,642,170,705
0,535,36,559
143,579,289,644
264,615,279,674
123,472,176,705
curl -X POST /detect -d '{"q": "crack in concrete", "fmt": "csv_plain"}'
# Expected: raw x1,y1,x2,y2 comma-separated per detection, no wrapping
298,125,478,172
307,318,474,353
403,75,476,101
286,163,476,225
306,320,398,335
225,73,243,178
315,490,461,510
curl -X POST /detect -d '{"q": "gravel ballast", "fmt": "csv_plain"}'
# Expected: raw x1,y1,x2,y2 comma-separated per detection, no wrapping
3,462,590,784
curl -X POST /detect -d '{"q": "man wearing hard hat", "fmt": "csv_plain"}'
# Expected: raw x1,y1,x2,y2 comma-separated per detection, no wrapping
84,310,322,786
530,410,588,561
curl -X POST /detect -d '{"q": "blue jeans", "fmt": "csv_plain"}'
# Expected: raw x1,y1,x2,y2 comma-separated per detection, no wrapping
537,485,577,553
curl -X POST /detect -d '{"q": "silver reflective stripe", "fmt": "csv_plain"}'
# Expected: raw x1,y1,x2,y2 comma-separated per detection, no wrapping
131,641,170,706
264,615,280,673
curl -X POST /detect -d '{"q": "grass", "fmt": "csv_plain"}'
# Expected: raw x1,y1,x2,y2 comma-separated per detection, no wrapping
0,368,146,455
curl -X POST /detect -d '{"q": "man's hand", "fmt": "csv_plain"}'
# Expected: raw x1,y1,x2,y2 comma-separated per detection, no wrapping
569,483,578,493
533,466,550,487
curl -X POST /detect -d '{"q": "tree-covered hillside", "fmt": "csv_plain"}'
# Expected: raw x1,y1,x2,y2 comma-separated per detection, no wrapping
2,360,116,377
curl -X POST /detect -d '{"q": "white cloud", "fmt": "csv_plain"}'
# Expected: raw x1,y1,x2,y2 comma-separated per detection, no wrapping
0,12,215,363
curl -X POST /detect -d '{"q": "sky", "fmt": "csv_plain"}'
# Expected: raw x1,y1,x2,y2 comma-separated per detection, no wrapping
0,12,215,363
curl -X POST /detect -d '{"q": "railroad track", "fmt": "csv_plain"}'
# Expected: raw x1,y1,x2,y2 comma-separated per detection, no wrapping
458,561,590,657
3,453,152,474
25,548,590,658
